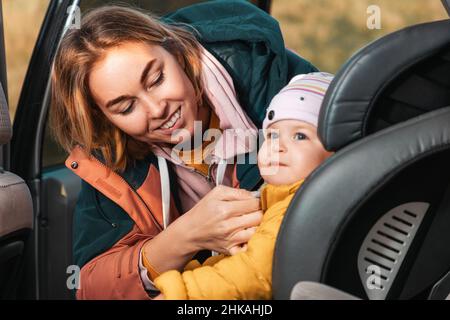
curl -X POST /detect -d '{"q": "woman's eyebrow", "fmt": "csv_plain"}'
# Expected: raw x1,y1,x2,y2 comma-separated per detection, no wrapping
105,59,156,109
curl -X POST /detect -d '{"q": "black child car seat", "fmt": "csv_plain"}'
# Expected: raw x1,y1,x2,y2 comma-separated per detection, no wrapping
273,9,450,300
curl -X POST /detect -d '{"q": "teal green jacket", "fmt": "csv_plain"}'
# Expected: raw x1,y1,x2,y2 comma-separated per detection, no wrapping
68,0,317,299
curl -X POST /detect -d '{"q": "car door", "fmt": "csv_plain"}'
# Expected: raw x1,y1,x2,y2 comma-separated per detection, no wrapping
10,0,271,300
0,0,9,171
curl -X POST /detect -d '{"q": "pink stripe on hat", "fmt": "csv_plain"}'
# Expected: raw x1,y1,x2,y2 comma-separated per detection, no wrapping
262,72,334,129
281,87,326,98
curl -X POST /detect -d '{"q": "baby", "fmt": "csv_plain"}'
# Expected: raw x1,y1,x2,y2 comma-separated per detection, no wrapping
154,72,334,299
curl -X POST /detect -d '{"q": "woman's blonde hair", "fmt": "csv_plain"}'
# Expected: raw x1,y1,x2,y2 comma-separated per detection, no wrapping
50,5,204,172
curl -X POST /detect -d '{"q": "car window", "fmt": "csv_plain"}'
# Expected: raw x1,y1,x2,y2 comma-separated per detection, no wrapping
272,0,448,73
3,0,49,120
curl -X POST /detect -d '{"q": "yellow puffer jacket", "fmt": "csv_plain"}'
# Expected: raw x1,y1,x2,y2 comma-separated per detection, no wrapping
154,180,304,300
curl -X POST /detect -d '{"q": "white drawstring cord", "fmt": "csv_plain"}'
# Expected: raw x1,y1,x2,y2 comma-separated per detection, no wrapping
211,160,228,256
157,156,171,230
215,159,227,186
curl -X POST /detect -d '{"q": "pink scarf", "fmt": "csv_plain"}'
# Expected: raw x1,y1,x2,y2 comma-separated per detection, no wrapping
150,44,258,212
152,45,257,163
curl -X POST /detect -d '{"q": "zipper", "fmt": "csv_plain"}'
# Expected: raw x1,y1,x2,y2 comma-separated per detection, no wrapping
207,163,214,183
89,155,164,232
199,161,217,183
178,159,215,184
155,146,218,184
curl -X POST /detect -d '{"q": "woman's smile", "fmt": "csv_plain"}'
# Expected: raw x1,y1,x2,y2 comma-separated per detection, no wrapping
156,106,183,134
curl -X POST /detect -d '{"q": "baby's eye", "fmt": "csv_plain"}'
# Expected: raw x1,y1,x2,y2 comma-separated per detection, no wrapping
266,131,279,140
293,132,307,140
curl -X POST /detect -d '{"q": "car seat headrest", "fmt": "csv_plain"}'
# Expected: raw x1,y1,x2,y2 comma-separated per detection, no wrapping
318,19,450,152
0,82,11,146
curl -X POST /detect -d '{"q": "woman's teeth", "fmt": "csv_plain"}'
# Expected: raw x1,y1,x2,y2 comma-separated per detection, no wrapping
161,108,181,129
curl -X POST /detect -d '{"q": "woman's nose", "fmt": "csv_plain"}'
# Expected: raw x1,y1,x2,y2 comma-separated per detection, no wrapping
143,96,167,119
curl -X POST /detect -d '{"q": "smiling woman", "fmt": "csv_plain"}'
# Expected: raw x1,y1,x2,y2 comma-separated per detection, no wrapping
50,0,317,299
51,6,208,173
88,41,210,147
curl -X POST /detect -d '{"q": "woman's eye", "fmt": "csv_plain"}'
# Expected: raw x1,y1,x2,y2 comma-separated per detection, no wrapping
293,132,307,140
147,71,165,90
120,101,135,115
155,72,165,86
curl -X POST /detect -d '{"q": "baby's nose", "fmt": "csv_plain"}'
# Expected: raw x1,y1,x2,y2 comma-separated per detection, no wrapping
275,138,287,153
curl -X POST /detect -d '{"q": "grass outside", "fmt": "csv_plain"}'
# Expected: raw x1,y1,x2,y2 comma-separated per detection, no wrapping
3,0,49,119
272,0,448,73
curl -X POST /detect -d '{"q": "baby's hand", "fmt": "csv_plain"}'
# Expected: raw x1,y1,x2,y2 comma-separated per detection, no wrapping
228,226,257,255
229,243,248,255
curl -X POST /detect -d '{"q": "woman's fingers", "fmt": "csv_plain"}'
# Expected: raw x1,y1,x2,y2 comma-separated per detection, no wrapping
228,245,242,255
213,185,255,201
183,185,262,254
228,211,263,232
228,224,259,245
244,227,257,234
222,198,261,217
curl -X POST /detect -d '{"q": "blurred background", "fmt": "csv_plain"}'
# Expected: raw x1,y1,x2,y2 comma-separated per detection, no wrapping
3,0,448,120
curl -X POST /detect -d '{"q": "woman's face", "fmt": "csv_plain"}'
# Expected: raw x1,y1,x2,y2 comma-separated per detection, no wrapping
258,119,333,185
89,41,206,146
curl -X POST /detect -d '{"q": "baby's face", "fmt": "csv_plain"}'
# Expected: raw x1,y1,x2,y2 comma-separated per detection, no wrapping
258,120,333,185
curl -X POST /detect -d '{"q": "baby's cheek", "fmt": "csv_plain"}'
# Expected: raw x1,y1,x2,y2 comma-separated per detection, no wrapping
295,154,323,177
257,145,269,166
287,167,307,183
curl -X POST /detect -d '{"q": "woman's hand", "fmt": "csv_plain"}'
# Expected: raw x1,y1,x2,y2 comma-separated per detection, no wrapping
228,230,255,255
179,185,262,255
141,185,261,275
